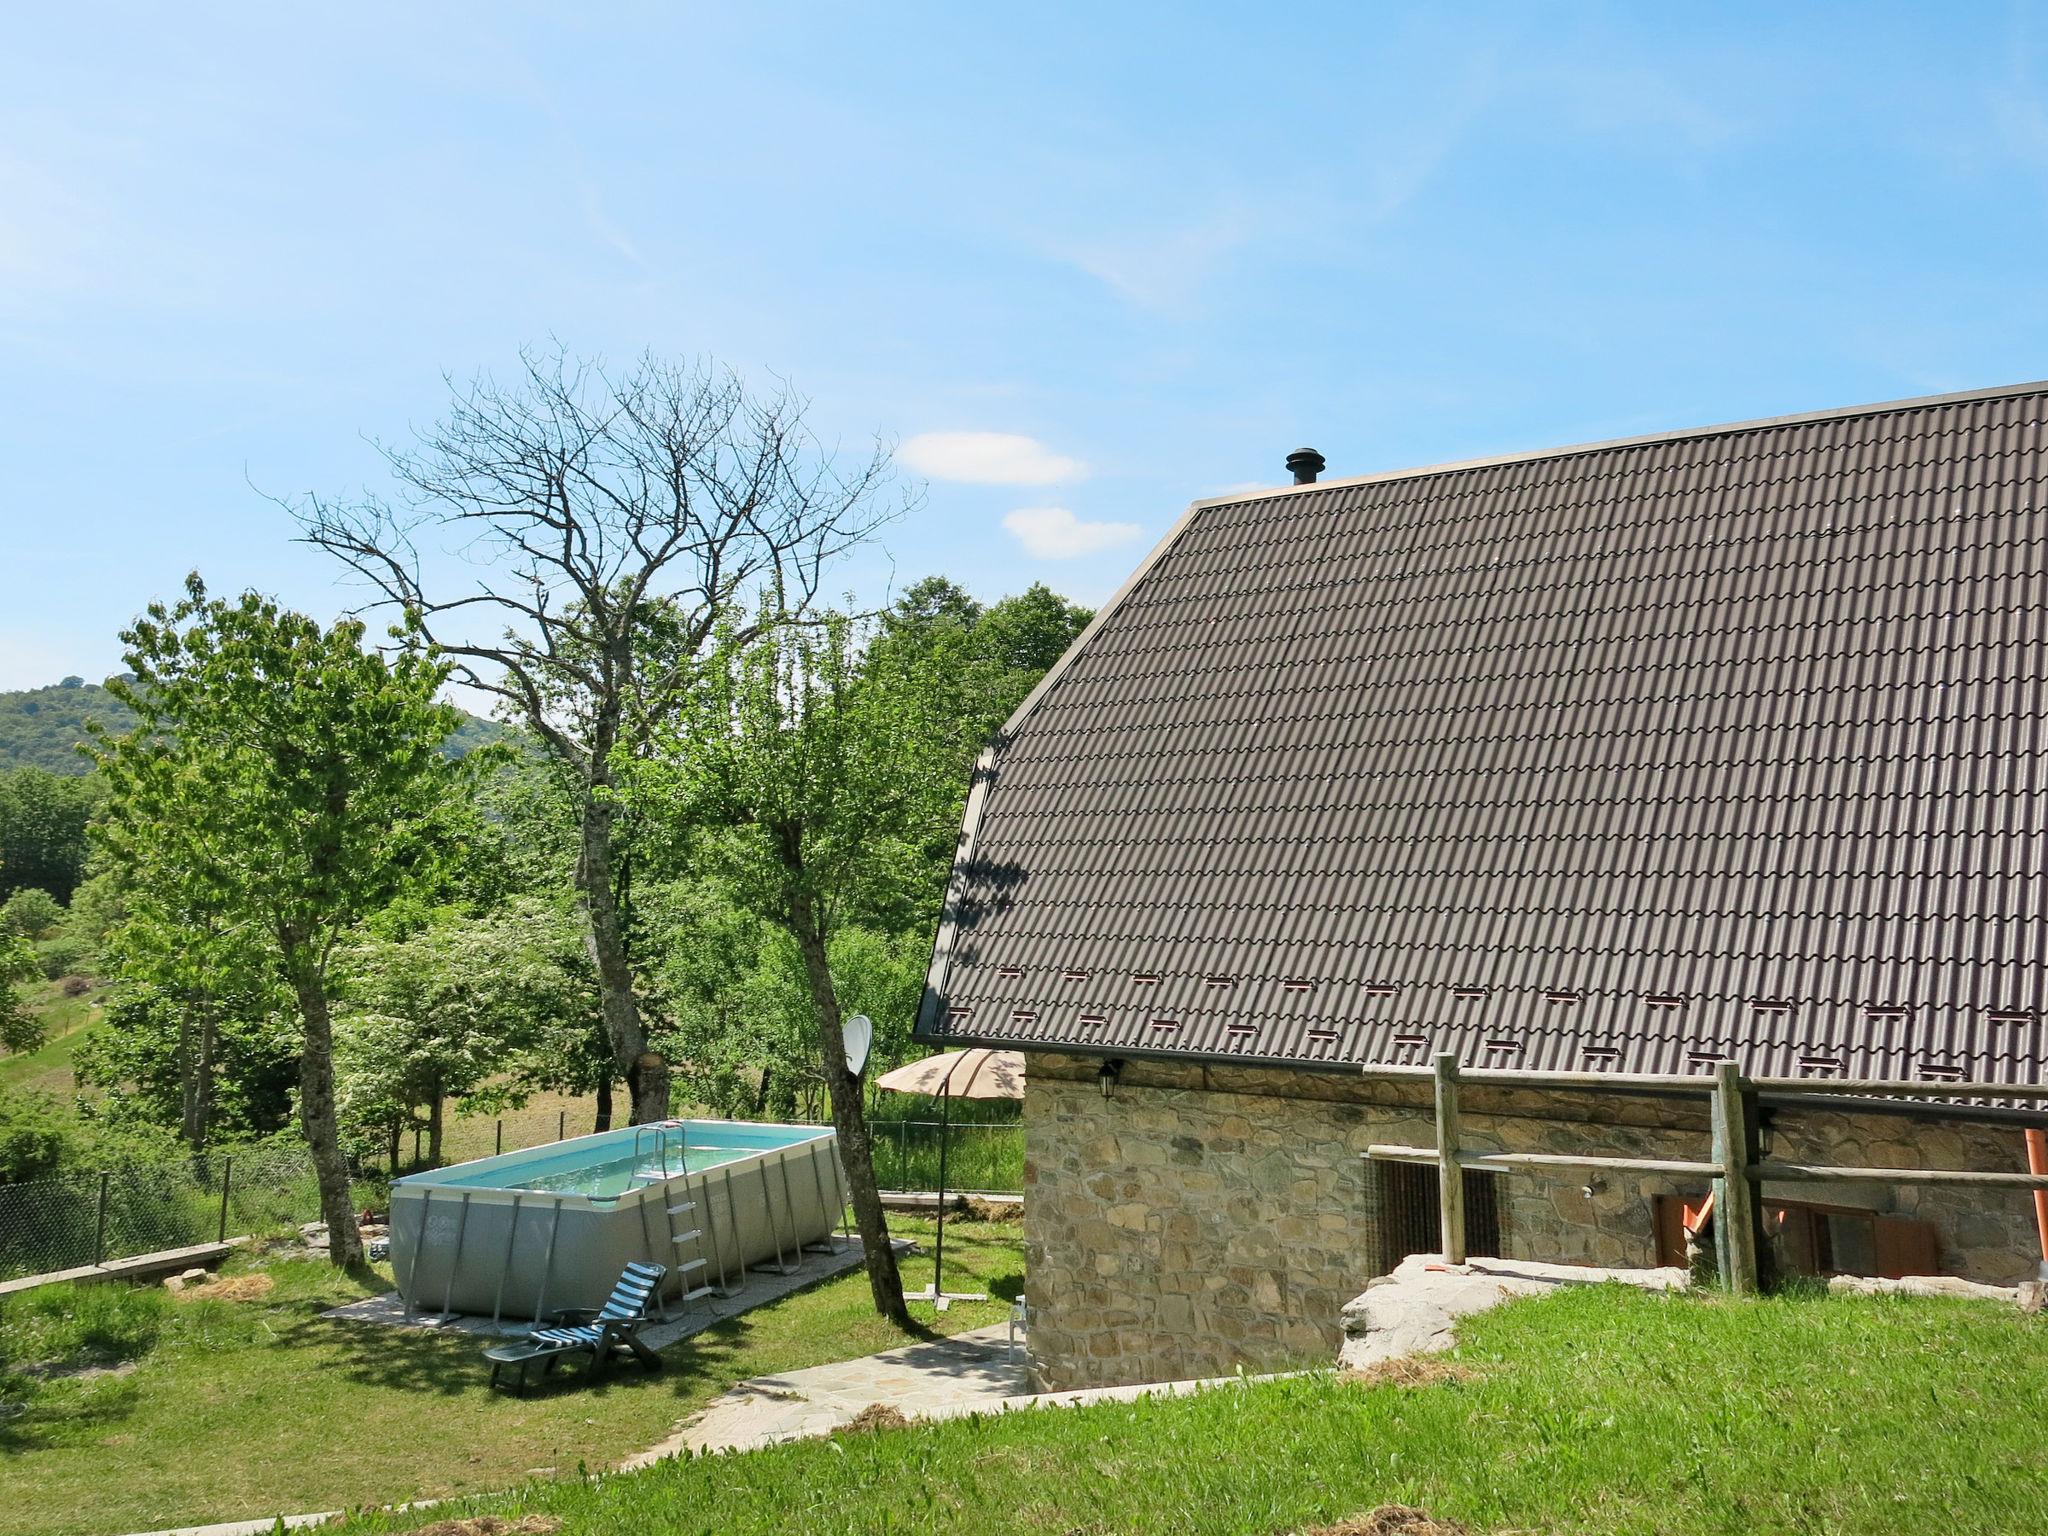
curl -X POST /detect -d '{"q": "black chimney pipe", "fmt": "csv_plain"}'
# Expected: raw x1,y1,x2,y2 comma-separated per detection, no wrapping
1286,447,1325,485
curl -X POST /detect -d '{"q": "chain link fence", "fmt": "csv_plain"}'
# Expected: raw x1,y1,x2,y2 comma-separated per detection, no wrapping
0,1145,321,1282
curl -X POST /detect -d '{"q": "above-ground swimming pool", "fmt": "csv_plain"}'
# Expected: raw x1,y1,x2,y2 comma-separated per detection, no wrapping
389,1120,845,1323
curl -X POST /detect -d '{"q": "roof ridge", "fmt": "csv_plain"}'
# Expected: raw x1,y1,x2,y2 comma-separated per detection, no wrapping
1191,377,2048,512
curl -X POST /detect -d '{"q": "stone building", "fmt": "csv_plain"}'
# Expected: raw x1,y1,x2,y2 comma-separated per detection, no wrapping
915,384,2048,1391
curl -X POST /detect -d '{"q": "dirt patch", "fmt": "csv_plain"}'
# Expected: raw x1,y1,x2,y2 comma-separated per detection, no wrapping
834,1402,912,1435
963,1196,1023,1222
1304,1506,1471,1536
404,1517,563,1536
177,1273,275,1303
1337,1357,1482,1389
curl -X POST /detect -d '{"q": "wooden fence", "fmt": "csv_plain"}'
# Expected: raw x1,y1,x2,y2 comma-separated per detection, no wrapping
1363,1052,2048,1293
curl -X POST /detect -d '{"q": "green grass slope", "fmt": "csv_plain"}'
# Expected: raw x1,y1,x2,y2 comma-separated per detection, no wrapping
344,1284,2048,1536
0,979,106,1096
0,1219,1022,1536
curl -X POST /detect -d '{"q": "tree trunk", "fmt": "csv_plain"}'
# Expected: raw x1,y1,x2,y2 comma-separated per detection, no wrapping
177,995,197,1147
285,949,364,1266
789,893,908,1326
575,785,668,1123
595,1073,614,1133
186,1002,216,1151
427,1089,444,1168
388,1121,402,1175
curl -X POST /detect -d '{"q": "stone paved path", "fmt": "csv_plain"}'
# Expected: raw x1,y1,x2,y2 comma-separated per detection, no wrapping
625,1321,1028,1464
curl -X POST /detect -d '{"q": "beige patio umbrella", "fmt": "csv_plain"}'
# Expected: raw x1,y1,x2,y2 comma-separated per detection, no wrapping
873,1048,1024,1305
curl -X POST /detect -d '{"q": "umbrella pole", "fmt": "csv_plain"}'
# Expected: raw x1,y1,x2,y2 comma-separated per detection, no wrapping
934,1079,950,1299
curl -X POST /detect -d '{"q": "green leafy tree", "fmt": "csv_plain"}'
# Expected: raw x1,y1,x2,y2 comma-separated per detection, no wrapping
293,347,904,1124
874,578,1090,759
333,898,600,1165
90,576,471,1265
74,978,299,1144
0,767,103,902
648,878,924,1122
0,887,63,940
648,609,962,1325
0,931,41,1055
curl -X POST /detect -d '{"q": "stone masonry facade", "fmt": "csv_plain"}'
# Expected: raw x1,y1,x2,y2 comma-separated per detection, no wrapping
1022,1051,2045,1390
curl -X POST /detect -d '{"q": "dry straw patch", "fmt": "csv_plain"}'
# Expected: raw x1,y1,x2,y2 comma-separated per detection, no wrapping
176,1274,275,1303
403,1517,563,1536
1337,1358,1481,1389
1304,1507,1471,1536
834,1403,912,1435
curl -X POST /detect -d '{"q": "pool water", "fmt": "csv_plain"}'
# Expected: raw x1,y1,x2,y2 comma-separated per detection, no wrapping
505,1143,757,1198
428,1119,827,1201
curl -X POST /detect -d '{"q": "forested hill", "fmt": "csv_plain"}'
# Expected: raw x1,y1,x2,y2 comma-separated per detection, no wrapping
0,678,510,772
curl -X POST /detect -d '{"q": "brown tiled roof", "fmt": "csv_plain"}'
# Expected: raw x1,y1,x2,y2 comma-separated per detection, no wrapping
913,383,2048,1085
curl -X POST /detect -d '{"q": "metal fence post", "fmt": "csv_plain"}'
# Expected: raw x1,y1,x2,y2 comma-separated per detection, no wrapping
558,1110,566,1142
1711,1060,1760,1294
93,1171,110,1265
495,1120,503,1156
217,1155,233,1243
1434,1051,1467,1264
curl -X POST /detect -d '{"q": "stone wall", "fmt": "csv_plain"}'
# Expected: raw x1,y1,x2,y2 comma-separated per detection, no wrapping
1021,1051,2046,1390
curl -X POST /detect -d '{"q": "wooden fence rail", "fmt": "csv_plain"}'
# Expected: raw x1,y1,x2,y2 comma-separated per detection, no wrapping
1361,1051,2048,1295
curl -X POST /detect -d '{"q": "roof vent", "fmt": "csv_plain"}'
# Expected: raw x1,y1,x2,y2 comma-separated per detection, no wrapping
1285,447,1326,485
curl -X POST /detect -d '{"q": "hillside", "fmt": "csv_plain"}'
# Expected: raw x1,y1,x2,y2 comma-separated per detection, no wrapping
0,681,132,773
0,679,511,773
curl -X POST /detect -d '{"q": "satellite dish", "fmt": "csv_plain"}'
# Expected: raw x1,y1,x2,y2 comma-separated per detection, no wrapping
842,1013,874,1077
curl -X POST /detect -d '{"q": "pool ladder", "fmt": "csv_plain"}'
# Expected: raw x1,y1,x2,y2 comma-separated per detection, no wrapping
634,1123,725,1312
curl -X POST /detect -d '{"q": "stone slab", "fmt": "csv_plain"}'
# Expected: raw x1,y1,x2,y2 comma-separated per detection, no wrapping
1338,1252,1689,1370
1826,1272,2036,1304
0,1239,241,1300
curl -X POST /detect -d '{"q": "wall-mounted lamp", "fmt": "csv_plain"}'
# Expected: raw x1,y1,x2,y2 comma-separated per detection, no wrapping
1098,1058,1125,1100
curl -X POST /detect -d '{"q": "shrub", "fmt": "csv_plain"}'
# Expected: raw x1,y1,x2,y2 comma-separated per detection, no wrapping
0,889,63,942
0,1087,77,1183
32,934,89,982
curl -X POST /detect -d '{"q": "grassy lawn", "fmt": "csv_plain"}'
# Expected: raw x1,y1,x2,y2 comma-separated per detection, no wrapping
0,1217,1021,1536
332,1284,2048,1536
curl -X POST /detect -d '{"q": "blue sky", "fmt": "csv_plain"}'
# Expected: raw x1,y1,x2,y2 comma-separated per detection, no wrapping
8,3,2048,691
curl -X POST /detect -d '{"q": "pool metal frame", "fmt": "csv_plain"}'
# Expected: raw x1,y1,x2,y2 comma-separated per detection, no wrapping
389,1120,850,1326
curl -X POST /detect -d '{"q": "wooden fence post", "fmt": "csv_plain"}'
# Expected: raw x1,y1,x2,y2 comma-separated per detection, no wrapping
1710,1060,1760,1294
1434,1051,1467,1264
93,1171,110,1266
216,1155,233,1243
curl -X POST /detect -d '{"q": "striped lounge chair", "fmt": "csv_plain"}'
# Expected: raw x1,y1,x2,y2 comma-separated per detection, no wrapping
485,1261,667,1393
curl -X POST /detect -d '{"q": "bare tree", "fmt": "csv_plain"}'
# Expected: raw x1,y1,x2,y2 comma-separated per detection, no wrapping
292,347,903,1123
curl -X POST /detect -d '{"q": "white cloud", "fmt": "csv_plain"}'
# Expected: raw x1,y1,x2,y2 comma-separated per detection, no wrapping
900,431,1085,486
1002,506,1142,560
